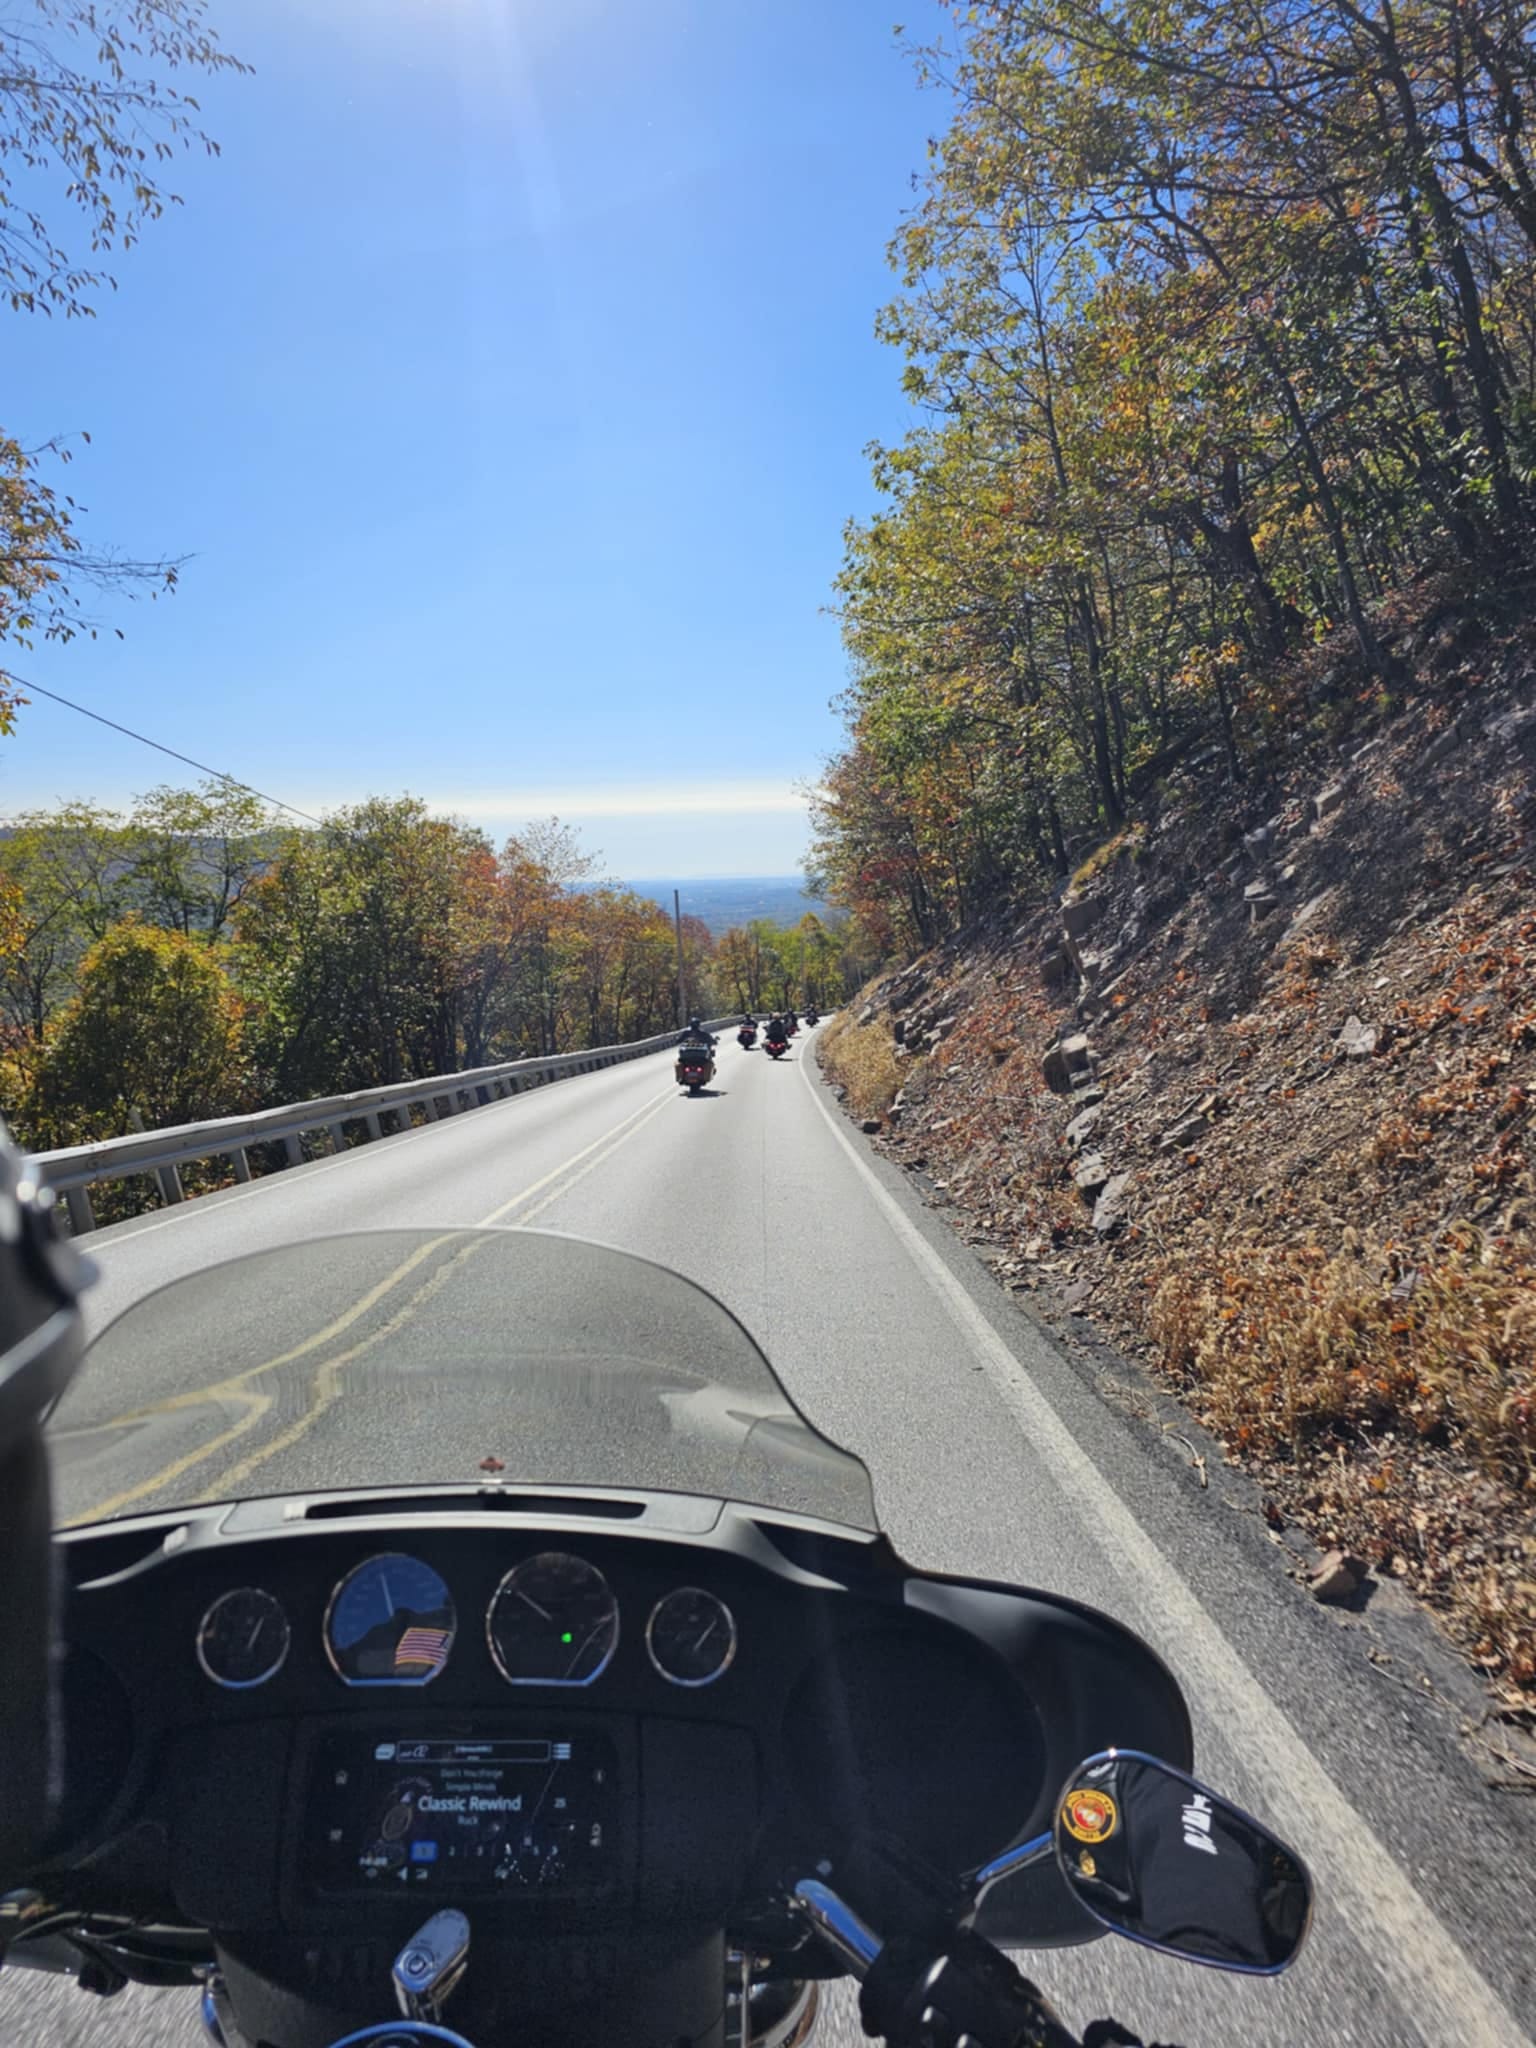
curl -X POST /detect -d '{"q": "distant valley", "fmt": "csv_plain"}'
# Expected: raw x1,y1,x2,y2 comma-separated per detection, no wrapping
619,876,834,936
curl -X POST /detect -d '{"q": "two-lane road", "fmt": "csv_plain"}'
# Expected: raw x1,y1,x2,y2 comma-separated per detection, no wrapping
7,1028,1534,2047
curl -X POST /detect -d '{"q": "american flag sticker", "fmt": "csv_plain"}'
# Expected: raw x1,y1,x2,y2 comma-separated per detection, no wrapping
394,1626,452,1675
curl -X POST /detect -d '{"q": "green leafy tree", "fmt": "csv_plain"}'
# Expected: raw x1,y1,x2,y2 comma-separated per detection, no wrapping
236,798,484,1097
128,779,277,942
26,916,245,1142
0,801,134,1044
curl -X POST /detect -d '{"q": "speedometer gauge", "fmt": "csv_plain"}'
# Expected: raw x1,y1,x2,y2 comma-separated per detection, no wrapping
487,1553,618,1686
324,1553,456,1687
197,1587,289,1689
646,1587,737,1687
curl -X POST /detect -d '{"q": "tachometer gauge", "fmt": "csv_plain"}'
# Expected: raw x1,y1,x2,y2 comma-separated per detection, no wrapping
487,1553,618,1686
196,1587,290,1689
645,1586,737,1688
324,1553,456,1687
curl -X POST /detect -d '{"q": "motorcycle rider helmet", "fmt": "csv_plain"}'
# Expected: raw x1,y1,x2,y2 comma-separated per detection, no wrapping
0,1117,93,1878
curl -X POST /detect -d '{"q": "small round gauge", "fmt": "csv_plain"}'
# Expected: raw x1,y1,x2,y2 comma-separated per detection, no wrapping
196,1587,290,1689
487,1552,619,1686
646,1586,737,1688
324,1553,456,1687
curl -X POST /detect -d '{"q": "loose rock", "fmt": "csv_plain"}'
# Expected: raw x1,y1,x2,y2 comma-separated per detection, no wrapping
1041,1034,1088,1093
1485,704,1536,747
1073,1152,1112,1201
1091,1172,1131,1236
1421,722,1463,769
1337,1014,1379,1058
1158,1114,1209,1152
1064,1102,1104,1153
1308,1551,1369,1603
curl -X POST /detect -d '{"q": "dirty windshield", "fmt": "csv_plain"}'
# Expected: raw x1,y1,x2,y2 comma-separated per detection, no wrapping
47,1231,876,1534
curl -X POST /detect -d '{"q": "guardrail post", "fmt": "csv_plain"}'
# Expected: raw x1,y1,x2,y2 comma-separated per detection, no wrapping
232,1147,252,1183
64,1185,95,1235
328,1121,347,1152
364,1111,383,1141
284,1134,303,1167
127,1111,183,1208
418,1096,437,1123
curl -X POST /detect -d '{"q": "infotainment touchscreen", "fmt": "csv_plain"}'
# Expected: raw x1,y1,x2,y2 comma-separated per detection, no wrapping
306,1733,619,1895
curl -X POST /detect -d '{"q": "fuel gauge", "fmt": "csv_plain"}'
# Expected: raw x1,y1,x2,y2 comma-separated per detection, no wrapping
197,1587,290,1689
645,1587,736,1688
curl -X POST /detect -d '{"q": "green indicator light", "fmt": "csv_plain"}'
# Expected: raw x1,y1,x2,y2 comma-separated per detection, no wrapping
561,1632,574,1644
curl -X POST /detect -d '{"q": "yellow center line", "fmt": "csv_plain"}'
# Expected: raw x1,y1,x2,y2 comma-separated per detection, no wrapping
473,1084,672,1226
63,1078,678,1522
193,1084,679,1502
62,1236,452,1524
196,1246,468,1504
475,1087,673,1228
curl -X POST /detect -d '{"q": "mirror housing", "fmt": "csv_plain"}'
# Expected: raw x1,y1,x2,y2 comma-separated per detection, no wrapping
1053,1750,1312,1975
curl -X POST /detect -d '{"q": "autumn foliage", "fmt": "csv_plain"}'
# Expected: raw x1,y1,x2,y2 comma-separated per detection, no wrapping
812,0,1536,949
0,788,855,1172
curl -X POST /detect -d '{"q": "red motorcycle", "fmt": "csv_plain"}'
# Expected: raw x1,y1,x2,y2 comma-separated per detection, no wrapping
764,1030,789,1060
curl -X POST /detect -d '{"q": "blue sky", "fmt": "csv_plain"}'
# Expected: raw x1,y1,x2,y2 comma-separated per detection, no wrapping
3,0,947,876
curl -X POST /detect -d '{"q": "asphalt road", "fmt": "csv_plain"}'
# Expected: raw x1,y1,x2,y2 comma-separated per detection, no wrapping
6,1028,1534,2048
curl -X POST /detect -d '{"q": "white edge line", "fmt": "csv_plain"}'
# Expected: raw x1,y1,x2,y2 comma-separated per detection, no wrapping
797,1045,1530,2048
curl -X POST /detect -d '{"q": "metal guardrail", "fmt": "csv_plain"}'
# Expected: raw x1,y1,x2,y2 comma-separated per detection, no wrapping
30,1016,742,1234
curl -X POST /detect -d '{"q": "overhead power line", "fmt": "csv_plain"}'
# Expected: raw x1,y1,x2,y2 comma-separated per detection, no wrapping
5,674,329,829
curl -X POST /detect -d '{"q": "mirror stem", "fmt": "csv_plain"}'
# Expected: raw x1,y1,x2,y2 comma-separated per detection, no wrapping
792,1878,881,1978
970,1830,1055,1908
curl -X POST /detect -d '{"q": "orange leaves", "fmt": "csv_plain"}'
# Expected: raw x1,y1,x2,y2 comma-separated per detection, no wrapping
1394,990,1465,1036
1495,1083,1529,1129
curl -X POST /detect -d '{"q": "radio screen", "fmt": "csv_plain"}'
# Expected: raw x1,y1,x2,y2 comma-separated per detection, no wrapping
307,1733,618,1895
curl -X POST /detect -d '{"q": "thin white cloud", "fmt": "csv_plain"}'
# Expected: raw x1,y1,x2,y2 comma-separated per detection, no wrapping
413,780,813,819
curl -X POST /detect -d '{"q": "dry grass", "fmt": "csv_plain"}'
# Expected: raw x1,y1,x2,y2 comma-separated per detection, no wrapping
1070,823,1145,891
1148,1229,1536,1484
820,1004,905,1121
1147,1227,1536,1682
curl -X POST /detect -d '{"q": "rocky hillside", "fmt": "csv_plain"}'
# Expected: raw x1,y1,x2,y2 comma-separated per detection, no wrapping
822,605,1536,1719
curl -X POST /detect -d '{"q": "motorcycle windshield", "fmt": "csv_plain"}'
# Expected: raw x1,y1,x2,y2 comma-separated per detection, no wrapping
48,1230,877,1533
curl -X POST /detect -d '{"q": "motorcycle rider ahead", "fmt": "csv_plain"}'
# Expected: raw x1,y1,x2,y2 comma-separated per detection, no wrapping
677,1015,715,1050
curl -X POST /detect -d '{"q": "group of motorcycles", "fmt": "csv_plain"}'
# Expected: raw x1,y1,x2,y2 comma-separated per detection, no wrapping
674,1012,822,1093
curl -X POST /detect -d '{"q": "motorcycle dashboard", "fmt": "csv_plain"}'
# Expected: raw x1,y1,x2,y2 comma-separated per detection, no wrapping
45,1489,1192,1953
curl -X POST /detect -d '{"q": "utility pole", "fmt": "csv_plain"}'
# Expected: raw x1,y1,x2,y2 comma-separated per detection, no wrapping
673,889,687,1026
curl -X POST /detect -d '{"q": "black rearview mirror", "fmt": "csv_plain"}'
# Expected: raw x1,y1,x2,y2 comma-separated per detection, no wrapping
1054,1751,1312,1974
